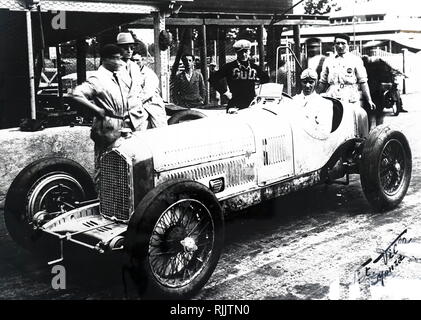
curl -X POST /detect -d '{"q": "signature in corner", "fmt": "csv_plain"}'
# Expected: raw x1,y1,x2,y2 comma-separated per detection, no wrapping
355,229,412,286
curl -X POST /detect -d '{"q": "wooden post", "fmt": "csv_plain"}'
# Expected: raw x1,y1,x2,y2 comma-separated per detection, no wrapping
26,10,36,120
199,23,209,104
218,28,226,67
56,45,63,108
266,24,282,77
76,38,87,85
258,25,265,71
293,24,301,95
154,11,169,102
402,48,407,94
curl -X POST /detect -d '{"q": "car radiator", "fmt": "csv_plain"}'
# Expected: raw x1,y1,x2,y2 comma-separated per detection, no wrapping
99,150,134,222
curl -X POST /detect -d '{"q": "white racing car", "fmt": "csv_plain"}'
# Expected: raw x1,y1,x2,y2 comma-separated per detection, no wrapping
4,84,412,299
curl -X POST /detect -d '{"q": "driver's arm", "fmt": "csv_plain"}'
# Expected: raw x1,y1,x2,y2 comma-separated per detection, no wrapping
71,80,106,119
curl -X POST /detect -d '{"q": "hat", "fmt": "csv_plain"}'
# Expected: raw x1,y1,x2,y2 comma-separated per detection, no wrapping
100,44,121,59
117,32,135,45
300,68,318,80
233,39,251,52
334,33,351,43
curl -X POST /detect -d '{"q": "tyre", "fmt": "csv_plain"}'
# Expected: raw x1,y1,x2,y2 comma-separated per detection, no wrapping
359,125,412,211
167,110,206,125
4,157,97,249
125,179,224,299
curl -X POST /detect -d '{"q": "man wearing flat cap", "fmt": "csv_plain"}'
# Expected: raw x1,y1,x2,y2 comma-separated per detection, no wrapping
209,39,269,113
294,68,333,137
318,33,376,136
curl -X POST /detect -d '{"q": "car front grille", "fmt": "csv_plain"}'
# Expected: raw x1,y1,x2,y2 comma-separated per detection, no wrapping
99,150,133,222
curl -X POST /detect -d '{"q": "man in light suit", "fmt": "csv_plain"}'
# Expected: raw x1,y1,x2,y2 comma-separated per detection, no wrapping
116,32,149,131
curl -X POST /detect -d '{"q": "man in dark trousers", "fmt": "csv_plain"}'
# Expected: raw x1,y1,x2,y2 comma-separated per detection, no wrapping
72,44,147,188
209,39,269,113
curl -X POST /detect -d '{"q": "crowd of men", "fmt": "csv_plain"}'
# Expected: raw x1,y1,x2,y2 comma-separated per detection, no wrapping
71,32,167,186
70,32,406,187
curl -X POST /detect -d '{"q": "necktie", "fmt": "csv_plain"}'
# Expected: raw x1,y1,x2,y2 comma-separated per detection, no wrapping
113,72,127,116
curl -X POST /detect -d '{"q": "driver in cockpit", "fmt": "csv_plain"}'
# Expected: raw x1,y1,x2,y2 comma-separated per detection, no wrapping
293,68,333,137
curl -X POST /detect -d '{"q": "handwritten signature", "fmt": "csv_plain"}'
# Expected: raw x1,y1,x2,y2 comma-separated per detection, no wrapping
355,229,412,286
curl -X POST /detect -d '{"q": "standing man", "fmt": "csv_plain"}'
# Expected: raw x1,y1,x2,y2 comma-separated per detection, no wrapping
71,44,135,187
317,33,376,135
173,54,205,108
116,32,149,131
132,52,168,128
294,68,333,137
209,39,269,113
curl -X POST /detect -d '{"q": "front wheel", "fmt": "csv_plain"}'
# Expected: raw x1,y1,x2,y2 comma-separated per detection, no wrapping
4,157,97,249
125,179,224,299
359,125,412,211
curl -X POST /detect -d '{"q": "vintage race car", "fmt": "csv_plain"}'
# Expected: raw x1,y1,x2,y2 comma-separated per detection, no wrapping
4,84,412,299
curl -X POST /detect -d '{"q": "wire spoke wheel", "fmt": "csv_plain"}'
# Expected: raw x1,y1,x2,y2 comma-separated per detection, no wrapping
379,139,406,196
148,199,215,288
360,125,411,211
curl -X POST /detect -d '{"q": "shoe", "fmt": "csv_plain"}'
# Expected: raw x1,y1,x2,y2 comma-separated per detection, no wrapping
400,109,408,113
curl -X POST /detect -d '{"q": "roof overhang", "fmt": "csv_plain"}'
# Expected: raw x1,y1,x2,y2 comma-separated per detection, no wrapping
0,0,196,14
129,13,330,27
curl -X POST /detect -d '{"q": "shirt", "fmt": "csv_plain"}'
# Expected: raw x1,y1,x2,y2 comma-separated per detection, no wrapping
319,52,368,103
72,65,127,117
138,64,162,104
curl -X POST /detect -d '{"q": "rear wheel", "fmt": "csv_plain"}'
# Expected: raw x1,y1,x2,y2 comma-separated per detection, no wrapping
4,157,97,249
360,125,411,211
125,179,224,299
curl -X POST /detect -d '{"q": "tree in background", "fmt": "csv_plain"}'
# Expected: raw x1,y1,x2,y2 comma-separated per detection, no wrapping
303,0,341,14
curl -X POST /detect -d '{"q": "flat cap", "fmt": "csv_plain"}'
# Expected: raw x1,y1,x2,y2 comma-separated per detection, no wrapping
233,39,251,51
300,68,318,80
334,33,351,43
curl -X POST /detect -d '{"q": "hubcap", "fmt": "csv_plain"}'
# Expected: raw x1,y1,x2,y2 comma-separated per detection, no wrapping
148,199,215,288
181,237,198,253
27,173,85,219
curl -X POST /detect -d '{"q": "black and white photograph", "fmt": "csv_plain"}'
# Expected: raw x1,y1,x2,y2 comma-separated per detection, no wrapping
1,0,421,306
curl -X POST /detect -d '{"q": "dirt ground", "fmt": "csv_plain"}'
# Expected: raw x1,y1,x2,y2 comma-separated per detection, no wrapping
0,92,420,300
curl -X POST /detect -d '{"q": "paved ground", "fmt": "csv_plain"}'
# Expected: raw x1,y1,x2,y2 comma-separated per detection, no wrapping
1,92,420,300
